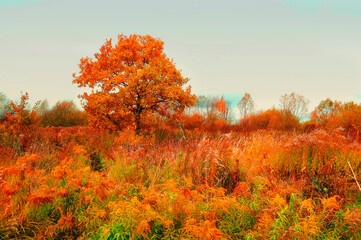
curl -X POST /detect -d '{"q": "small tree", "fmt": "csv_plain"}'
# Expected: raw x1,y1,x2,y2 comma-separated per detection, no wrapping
73,34,197,134
280,92,309,120
195,96,232,122
311,98,341,125
6,93,39,126
37,99,50,117
238,92,254,119
0,92,10,121
216,96,232,121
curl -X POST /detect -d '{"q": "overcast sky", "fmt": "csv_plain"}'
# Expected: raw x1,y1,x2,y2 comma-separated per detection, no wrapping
0,0,360,112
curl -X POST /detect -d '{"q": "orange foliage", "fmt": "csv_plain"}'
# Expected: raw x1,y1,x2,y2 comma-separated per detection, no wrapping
247,108,300,131
183,218,225,240
6,93,39,127
344,207,361,235
216,97,226,115
41,100,87,127
73,34,197,134
311,100,361,141
0,104,361,238
28,187,55,206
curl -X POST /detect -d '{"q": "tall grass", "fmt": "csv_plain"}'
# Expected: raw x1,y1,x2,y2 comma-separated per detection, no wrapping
0,127,360,239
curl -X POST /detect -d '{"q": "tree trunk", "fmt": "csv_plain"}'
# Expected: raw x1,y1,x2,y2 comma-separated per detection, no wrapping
105,114,122,131
135,111,141,135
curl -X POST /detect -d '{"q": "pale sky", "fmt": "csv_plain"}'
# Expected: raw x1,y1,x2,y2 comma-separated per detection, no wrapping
0,0,360,112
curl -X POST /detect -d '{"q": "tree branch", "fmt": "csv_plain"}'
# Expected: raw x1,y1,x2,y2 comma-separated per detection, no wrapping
348,161,361,192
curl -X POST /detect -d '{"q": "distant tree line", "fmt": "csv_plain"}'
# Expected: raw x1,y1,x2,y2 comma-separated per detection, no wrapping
0,92,87,127
182,92,361,140
1,91,361,141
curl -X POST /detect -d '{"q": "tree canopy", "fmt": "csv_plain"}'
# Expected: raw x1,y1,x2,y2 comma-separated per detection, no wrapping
73,34,197,133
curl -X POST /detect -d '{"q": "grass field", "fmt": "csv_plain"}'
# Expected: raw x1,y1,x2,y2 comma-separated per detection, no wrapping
1,124,360,239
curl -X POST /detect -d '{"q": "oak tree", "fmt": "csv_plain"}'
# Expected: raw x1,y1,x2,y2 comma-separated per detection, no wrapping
73,34,197,134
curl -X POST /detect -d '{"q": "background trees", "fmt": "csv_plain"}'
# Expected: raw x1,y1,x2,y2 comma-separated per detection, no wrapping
6,93,39,127
0,92,10,122
73,34,197,134
280,92,309,120
248,108,299,131
238,92,254,120
41,100,88,127
311,98,340,125
310,100,361,140
194,95,232,122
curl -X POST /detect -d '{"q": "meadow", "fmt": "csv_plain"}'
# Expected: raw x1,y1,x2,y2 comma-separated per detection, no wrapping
0,94,361,239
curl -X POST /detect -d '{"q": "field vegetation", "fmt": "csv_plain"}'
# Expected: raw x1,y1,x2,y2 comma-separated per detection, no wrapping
0,91,361,239
1,35,361,239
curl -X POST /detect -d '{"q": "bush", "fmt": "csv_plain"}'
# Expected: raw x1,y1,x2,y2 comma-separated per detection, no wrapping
41,101,87,127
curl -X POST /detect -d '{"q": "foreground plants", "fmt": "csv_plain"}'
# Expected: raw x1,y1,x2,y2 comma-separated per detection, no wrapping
0,126,360,239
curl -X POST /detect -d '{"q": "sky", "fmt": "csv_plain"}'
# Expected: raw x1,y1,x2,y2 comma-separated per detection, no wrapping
0,0,360,112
